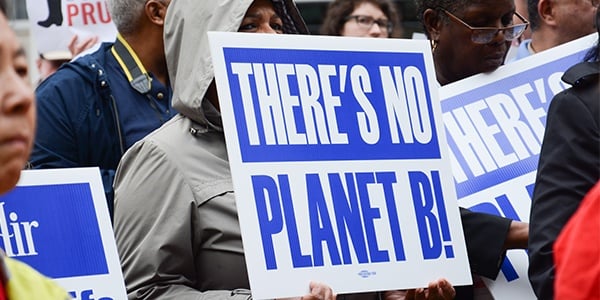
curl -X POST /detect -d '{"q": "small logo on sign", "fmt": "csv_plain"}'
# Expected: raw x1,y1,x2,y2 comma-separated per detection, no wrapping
357,270,376,278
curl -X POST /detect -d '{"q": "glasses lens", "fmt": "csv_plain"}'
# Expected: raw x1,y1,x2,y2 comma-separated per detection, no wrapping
356,16,373,28
471,29,497,43
374,20,392,32
470,23,527,44
504,24,527,40
352,15,391,32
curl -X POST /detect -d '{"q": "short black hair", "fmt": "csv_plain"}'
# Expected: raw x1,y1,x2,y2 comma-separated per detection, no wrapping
0,0,6,15
415,0,470,38
527,0,541,31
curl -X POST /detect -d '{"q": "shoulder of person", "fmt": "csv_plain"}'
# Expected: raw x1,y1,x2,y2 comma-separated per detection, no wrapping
561,61,600,87
36,43,115,96
3,257,69,300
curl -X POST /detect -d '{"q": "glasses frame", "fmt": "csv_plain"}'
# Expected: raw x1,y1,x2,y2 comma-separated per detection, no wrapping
344,15,394,34
441,9,529,44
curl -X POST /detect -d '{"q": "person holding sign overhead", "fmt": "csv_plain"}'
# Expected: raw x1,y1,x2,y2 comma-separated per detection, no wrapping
320,0,403,38
0,1,69,298
416,0,530,298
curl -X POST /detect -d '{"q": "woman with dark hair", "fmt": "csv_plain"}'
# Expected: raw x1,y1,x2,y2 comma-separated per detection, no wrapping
320,0,403,38
529,6,600,300
415,0,530,298
416,0,528,85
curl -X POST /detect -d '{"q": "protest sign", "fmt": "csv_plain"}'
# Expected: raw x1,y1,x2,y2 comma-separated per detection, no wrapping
208,32,471,299
440,34,597,300
0,168,126,300
25,0,116,57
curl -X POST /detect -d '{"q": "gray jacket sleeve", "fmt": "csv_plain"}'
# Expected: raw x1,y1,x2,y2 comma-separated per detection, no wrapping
113,140,251,300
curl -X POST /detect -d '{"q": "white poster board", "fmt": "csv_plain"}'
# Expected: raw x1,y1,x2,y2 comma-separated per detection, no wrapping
0,168,126,300
25,0,116,56
209,32,471,299
439,34,596,300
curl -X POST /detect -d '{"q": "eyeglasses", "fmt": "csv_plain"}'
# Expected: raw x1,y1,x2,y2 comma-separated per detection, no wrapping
441,9,529,44
345,15,393,33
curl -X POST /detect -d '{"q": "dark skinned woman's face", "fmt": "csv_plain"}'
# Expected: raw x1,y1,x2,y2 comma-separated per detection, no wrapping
432,0,516,85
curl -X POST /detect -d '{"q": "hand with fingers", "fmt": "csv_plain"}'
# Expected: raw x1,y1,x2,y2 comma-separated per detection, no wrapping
383,278,455,300
68,34,99,57
278,281,336,300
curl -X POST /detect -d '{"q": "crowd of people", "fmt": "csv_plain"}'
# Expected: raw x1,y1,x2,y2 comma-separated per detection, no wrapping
0,0,598,299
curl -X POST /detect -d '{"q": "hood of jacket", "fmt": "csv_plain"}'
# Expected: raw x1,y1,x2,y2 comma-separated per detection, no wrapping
164,0,309,127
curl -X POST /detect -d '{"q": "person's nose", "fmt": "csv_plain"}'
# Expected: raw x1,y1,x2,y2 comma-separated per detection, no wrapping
1,71,34,116
490,28,510,44
368,23,383,37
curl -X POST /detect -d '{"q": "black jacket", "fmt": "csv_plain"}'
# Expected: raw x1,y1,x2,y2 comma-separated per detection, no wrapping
528,61,600,300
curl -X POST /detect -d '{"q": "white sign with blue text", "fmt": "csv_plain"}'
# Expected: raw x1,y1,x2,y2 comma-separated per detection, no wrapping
208,32,471,299
440,34,596,300
0,168,126,300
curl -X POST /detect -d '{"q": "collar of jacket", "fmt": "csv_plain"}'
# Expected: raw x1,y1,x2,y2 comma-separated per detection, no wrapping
562,61,600,87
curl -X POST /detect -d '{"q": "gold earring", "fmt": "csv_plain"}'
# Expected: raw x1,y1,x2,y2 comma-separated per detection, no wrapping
430,39,438,53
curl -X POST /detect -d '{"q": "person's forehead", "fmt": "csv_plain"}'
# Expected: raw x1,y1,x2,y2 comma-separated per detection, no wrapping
248,0,274,10
462,0,514,10
352,2,387,17
454,0,515,18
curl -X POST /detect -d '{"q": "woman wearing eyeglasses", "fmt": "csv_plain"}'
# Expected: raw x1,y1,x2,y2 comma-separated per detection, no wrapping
320,0,403,38
415,0,531,299
417,0,528,86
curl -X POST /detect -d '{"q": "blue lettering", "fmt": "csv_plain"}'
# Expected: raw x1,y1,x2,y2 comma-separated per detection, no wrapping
409,171,442,259
329,173,368,264
356,173,389,263
306,174,342,266
68,289,113,300
377,172,406,261
278,175,312,268
431,171,454,258
252,175,283,269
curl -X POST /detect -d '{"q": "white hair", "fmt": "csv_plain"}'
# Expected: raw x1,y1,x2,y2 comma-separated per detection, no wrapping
108,0,146,35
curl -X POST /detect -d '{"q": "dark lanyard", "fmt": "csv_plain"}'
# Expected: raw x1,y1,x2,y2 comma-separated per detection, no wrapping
111,34,165,122
111,34,151,94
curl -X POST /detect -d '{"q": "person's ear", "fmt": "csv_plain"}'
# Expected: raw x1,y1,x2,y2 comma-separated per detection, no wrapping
423,8,443,42
538,0,558,26
145,0,169,26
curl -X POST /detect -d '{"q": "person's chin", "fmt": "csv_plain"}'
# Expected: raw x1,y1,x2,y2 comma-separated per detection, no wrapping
0,164,23,195
483,50,507,71
480,57,504,73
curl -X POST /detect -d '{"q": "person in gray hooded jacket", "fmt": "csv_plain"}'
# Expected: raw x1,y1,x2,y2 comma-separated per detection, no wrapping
112,0,335,299
113,0,457,299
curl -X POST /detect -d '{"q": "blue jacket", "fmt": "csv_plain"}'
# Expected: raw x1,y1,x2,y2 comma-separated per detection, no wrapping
31,42,175,217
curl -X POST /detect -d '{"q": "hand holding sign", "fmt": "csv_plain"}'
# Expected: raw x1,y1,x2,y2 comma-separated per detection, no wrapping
278,282,337,300
383,278,455,300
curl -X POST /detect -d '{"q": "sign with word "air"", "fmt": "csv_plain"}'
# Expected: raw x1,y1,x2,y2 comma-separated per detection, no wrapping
0,168,126,300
